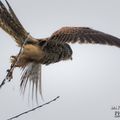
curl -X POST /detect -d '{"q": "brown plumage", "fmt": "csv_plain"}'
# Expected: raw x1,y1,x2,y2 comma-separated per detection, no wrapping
0,0,120,100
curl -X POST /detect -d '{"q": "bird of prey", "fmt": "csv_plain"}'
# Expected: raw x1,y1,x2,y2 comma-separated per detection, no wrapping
0,0,120,99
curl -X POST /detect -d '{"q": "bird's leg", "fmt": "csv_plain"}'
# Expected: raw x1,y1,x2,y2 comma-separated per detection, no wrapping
0,56,15,88
4,55,17,81
10,55,26,67
4,55,19,82
10,55,17,67
0,55,18,88
0,35,29,88
6,68,13,81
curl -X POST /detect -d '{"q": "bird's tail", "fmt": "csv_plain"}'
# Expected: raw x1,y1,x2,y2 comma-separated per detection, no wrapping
0,0,29,46
20,63,43,103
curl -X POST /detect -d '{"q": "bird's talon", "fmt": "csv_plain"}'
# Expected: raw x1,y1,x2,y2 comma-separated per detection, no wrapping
6,69,10,73
10,56,17,61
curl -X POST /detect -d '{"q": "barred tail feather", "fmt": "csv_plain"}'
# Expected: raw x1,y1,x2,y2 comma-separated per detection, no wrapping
20,63,42,102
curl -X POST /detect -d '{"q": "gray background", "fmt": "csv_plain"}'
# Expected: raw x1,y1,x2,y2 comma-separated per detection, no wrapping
0,0,120,120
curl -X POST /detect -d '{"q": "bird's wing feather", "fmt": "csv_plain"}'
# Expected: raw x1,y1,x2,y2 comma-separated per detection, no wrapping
0,0,35,46
5,0,25,30
48,27,120,47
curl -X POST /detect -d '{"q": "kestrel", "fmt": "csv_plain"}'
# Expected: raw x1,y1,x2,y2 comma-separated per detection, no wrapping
0,0,120,99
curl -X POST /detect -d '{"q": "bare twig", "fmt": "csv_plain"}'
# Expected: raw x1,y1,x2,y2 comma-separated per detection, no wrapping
0,33,30,88
7,96,60,120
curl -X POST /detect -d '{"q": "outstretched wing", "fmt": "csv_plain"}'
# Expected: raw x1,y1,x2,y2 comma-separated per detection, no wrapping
20,63,42,102
48,27,120,47
0,0,35,46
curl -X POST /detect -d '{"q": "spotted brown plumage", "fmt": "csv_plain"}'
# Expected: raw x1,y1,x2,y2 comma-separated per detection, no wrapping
0,0,37,46
49,27,120,46
0,0,120,101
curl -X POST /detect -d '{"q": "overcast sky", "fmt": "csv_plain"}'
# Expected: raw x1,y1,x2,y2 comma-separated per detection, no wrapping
0,0,120,120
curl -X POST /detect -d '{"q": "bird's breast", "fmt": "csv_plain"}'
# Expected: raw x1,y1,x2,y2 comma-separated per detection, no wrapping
20,43,72,65
22,44,45,62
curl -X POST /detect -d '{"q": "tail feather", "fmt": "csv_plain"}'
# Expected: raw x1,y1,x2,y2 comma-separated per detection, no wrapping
20,63,43,102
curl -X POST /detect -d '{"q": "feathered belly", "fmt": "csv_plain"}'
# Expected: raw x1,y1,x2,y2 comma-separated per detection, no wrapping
12,44,45,67
23,44,44,61
13,43,72,67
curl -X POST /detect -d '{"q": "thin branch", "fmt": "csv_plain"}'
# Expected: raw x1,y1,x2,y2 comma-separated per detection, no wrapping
7,96,60,120
0,33,30,88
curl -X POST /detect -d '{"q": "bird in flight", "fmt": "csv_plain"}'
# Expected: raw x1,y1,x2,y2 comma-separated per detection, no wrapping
0,0,120,99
